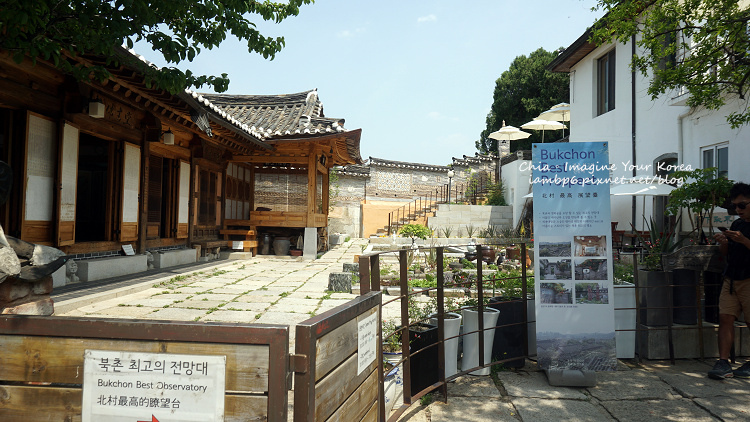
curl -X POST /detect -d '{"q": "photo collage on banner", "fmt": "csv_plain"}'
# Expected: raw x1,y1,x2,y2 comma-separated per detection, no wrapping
531,142,617,371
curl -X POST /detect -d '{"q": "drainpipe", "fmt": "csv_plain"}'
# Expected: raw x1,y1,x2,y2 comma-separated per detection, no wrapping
676,107,694,233
631,35,637,230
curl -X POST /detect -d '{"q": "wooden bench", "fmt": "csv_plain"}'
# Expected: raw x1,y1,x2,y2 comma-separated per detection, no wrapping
221,219,258,256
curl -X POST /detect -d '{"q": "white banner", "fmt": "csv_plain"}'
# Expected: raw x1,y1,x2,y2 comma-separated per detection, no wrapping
531,142,617,371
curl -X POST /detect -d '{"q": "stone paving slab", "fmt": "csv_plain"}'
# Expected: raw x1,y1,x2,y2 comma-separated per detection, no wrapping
222,302,269,312
173,300,227,309
495,370,588,399
275,297,321,307
232,294,281,303
255,311,311,326
266,304,317,315
144,308,207,321
203,310,261,323
602,398,716,421
185,282,232,290
148,293,193,301
645,360,750,398
120,297,178,308
163,287,205,294
190,293,239,302
446,376,502,398
512,397,613,421
79,306,157,318
588,368,679,401
428,397,517,422
694,396,750,421
209,286,254,294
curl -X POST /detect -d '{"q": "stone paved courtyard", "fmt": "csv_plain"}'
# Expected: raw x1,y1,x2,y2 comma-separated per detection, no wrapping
57,239,368,350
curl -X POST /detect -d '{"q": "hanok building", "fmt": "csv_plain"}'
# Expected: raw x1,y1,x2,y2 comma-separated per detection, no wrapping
0,47,361,283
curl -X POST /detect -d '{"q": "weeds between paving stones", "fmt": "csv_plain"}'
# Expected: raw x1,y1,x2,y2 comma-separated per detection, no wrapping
420,393,433,406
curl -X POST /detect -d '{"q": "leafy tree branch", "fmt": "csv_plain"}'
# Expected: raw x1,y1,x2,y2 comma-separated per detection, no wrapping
592,0,750,127
0,0,312,93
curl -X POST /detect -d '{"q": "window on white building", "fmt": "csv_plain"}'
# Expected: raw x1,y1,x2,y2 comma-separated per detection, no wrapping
701,144,728,179
597,49,616,115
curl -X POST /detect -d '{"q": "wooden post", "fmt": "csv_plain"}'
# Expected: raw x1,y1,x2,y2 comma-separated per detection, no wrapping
307,148,316,224
138,139,150,253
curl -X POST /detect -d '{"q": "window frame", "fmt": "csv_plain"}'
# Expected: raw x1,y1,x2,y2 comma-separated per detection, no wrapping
596,49,616,116
701,143,729,179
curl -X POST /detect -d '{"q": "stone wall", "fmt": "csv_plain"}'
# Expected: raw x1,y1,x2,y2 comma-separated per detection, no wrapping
427,204,513,237
328,155,498,238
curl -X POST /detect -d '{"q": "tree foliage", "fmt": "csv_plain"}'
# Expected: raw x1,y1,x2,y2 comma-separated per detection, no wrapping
592,0,750,127
477,47,569,155
0,0,312,94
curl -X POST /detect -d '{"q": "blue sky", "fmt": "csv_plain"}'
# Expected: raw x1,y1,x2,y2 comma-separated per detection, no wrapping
136,0,604,166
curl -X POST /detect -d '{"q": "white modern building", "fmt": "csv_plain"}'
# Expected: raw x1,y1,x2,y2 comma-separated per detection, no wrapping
548,24,750,232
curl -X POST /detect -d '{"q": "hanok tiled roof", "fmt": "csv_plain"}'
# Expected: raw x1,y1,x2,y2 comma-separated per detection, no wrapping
199,89,348,140
336,164,370,178
121,47,270,151
451,153,496,166
368,157,450,172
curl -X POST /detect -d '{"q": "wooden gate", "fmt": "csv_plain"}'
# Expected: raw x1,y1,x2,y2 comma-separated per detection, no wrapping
293,291,383,422
0,315,289,421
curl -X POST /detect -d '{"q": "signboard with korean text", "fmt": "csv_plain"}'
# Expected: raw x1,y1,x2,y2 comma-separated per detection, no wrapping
82,350,226,422
531,142,617,371
357,310,378,375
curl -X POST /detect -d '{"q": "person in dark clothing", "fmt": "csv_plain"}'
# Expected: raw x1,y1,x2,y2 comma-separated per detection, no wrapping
708,182,750,379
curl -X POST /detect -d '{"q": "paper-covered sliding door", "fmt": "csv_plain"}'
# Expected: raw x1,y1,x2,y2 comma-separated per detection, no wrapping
57,122,79,246
176,160,189,238
21,113,57,244
120,143,140,242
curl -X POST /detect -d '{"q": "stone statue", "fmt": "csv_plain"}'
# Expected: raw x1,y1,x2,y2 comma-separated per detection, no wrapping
65,259,79,284
145,251,154,270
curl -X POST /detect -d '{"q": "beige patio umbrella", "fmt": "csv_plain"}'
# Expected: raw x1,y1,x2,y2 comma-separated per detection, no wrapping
488,121,531,143
521,119,567,142
537,103,571,137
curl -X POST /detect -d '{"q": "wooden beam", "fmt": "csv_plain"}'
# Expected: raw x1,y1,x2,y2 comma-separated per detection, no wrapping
231,155,309,164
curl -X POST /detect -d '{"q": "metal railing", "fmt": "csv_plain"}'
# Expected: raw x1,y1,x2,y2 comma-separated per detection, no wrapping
385,173,494,235
358,243,532,421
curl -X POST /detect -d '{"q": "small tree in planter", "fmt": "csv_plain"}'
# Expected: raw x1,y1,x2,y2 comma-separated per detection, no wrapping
667,168,734,242
399,224,431,246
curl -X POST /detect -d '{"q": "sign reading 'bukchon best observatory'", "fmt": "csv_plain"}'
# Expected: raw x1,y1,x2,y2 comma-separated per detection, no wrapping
82,350,226,422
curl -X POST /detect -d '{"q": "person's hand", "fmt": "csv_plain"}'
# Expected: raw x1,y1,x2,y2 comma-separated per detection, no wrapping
724,230,750,247
714,232,728,245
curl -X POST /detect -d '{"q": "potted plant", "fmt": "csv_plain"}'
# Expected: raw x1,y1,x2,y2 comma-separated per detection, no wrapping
667,167,734,242
634,217,684,326
613,262,636,358
398,223,431,247
382,320,403,415
666,168,733,323
460,297,500,376
487,268,534,368
428,311,462,378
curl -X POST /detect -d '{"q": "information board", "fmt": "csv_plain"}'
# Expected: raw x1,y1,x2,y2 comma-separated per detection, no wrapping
357,311,378,375
82,350,226,422
531,142,617,371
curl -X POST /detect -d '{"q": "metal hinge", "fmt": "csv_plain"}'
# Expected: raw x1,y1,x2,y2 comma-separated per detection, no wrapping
288,354,308,374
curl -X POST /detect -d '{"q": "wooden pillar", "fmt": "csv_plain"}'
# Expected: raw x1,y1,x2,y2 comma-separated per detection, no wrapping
307,148,316,224
187,157,196,246
249,165,256,214
322,167,330,215
138,140,150,253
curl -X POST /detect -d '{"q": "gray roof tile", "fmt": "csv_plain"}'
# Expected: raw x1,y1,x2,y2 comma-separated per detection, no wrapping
200,89,347,140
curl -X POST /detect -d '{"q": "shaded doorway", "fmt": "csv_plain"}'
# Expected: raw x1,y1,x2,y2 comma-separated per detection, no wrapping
76,134,110,242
